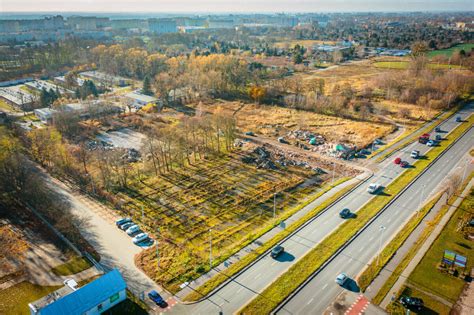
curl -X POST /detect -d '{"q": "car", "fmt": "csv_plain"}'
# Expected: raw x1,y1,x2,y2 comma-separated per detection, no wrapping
148,290,167,307
119,221,134,231
339,208,351,218
400,296,424,310
394,157,401,164
335,273,348,286
435,126,441,132
435,134,442,141
115,217,131,228
270,245,284,258
426,140,435,147
126,224,141,236
400,161,409,168
367,183,381,194
374,138,383,145
410,150,420,158
132,232,149,244
455,116,462,122
245,131,255,136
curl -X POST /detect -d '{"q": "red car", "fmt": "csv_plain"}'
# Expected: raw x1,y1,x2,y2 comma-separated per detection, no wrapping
394,157,402,164
400,161,409,168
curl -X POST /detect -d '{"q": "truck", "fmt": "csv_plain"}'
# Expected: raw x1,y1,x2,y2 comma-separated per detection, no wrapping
418,133,430,144
367,183,381,194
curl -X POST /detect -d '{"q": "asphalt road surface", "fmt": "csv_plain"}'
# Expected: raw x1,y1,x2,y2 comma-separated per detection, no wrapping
170,105,473,315
276,115,473,314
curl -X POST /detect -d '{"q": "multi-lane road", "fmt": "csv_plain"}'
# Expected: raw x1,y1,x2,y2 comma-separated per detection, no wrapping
276,114,473,314
170,105,473,314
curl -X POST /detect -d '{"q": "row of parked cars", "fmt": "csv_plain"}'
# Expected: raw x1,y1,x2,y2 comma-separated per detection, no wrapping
115,218,151,245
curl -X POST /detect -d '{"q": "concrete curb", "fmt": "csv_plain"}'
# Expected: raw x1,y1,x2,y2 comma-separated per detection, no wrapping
181,172,374,305
274,124,473,314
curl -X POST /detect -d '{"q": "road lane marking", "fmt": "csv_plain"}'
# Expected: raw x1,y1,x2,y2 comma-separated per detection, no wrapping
322,283,328,290
271,261,277,266
255,273,261,279
307,298,314,305
236,287,243,293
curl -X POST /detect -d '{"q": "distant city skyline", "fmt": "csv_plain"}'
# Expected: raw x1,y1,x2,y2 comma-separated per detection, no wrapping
1,0,473,13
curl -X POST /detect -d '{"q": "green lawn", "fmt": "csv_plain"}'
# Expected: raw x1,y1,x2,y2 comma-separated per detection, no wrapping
51,256,92,276
373,61,463,70
407,188,474,304
387,286,452,315
0,282,61,314
428,43,474,58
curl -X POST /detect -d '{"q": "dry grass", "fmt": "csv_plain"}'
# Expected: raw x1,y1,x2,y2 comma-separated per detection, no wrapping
374,100,440,124
200,101,393,148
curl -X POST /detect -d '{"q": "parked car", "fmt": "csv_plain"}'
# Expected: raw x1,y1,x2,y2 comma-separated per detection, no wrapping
410,150,420,158
132,232,149,244
119,222,134,231
394,157,401,164
374,138,383,145
115,217,131,228
435,126,441,132
455,116,462,122
427,140,435,147
245,131,255,136
148,290,167,307
367,183,381,194
435,134,442,141
400,296,424,310
400,161,409,168
126,224,140,236
270,245,284,258
339,208,351,218
277,137,288,144
335,273,348,286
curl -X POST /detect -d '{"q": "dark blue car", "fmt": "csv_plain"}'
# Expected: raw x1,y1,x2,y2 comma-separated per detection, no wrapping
148,290,167,307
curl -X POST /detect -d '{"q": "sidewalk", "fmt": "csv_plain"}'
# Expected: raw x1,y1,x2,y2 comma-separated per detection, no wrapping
175,173,369,301
376,177,474,309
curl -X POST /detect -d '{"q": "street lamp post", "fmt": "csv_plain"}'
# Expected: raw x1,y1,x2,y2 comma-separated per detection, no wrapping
273,192,277,218
377,225,387,266
209,229,212,269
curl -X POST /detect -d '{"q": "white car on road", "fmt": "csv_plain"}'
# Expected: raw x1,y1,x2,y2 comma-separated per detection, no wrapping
335,273,348,286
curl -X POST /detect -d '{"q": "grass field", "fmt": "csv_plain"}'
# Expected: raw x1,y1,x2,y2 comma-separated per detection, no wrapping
428,43,474,58
0,282,61,314
124,152,327,292
407,187,474,304
51,256,92,276
387,286,452,315
373,61,464,70
200,101,393,148
0,98,15,112
239,113,474,314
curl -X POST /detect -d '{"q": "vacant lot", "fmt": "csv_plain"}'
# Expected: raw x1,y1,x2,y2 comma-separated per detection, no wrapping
200,101,393,148
116,151,325,292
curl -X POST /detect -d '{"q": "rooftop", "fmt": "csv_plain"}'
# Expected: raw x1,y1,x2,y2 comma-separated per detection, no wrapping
125,91,158,103
29,269,127,315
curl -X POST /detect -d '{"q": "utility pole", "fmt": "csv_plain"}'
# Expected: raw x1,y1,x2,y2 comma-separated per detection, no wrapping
273,191,277,218
377,225,386,266
209,229,212,269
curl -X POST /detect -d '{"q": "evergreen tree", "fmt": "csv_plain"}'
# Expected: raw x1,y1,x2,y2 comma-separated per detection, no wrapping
142,76,153,96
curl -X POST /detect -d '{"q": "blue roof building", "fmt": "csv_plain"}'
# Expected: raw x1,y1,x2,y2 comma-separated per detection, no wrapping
29,269,127,315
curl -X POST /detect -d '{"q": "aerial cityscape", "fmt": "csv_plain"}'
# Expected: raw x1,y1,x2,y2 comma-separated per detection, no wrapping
0,1,473,315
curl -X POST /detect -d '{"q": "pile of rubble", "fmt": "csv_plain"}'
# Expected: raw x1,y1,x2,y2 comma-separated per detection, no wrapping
287,130,325,145
241,145,327,174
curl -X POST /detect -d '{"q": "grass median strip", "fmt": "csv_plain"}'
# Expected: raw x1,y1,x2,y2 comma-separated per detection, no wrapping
356,192,443,291
184,177,354,302
239,114,473,314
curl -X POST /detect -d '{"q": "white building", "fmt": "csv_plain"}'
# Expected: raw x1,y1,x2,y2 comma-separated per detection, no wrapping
125,91,159,109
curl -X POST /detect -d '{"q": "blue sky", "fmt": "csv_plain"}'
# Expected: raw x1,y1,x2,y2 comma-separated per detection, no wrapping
2,0,473,13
